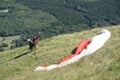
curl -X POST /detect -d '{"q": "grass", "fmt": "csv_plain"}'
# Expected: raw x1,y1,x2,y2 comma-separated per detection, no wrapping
0,25,120,80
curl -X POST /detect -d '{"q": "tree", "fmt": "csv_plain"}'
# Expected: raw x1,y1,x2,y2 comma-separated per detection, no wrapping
2,43,8,47
0,47,4,52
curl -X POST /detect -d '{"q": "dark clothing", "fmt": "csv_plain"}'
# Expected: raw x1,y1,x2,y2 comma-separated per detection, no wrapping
28,40,34,52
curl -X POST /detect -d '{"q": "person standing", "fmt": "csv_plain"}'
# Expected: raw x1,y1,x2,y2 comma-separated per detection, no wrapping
33,36,39,49
28,39,34,52
32,32,41,49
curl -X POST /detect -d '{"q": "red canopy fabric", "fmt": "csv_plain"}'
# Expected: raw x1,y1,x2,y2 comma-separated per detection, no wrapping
58,40,91,64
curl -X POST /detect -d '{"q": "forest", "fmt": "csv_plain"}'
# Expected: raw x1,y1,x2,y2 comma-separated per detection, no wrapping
0,0,120,51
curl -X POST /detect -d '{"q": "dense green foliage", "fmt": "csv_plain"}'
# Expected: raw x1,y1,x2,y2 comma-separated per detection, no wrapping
16,0,120,27
0,0,57,37
0,0,120,50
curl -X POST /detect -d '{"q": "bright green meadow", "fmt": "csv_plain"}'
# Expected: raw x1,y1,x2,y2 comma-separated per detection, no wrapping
0,26,120,80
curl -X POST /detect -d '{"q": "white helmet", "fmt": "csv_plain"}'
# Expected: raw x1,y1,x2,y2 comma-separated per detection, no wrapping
28,39,31,41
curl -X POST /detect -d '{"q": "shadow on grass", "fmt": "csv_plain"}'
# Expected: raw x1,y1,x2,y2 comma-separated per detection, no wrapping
71,47,77,54
9,51,30,61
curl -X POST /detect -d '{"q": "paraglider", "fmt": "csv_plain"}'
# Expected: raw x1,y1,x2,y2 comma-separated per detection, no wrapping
34,29,111,71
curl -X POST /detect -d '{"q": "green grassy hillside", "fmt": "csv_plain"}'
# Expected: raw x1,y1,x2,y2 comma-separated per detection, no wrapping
0,26,120,80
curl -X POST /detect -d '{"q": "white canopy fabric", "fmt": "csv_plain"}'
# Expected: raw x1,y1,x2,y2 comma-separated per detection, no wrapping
34,29,111,71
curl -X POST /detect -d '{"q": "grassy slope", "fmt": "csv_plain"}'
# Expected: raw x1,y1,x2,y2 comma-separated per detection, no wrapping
0,26,120,80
